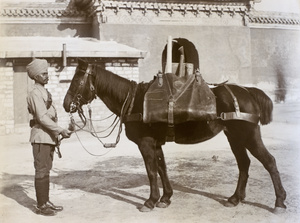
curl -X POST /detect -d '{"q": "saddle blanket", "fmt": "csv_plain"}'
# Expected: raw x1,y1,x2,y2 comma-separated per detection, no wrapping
143,73,217,124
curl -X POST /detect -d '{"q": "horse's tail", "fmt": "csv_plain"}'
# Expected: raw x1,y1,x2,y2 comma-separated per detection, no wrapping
246,87,273,125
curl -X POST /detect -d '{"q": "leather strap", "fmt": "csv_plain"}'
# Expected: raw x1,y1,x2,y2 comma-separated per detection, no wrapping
222,85,260,124
165,73,196,126
123,83,142,123
224,84,240,117
157,72,163,86
220,112,259,124
165,73,174,126
127,82,138,116
168,97,175,126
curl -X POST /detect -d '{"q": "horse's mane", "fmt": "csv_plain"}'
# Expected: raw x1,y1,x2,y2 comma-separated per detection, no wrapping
94,65,133,101
80,61,154,114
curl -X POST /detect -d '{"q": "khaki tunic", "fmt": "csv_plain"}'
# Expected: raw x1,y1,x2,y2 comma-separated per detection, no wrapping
27,83,63,145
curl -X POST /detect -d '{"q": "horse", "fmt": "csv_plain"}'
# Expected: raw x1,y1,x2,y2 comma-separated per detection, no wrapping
63,59,286,213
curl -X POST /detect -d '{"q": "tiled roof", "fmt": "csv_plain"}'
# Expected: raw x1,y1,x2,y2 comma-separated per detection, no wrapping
249,11,300,26
97,0,249,3
0,8,85,18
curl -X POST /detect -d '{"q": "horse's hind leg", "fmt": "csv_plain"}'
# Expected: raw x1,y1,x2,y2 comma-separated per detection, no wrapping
246,126,286,211
155,145,173,208
224,130,251,207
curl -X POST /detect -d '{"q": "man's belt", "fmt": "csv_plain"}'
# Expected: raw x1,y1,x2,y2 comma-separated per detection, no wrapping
29,116,57,128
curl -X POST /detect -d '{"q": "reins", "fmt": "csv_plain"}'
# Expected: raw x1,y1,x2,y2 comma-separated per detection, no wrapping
65,64,137,157
67,92,130,156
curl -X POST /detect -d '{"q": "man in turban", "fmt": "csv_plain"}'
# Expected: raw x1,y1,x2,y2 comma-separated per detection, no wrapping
27,59,72,216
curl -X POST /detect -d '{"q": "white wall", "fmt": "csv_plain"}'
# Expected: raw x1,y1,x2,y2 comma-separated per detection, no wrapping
254,0,300,13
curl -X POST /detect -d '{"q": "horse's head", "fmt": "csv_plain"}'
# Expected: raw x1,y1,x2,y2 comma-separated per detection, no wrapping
63,59,96,113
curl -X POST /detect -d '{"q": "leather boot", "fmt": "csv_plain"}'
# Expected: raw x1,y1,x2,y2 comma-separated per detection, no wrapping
35,177,48,207
45,175,63,211
35,177,56,216
35,204,56,216
46,201,63,211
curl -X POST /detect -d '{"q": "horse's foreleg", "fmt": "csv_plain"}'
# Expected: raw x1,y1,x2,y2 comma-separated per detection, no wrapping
155,145,173,208
138,137,160,212
224,130,250,207
246,126,286,212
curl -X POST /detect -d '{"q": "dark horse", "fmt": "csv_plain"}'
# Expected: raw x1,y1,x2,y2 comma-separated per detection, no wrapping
63,59,286,213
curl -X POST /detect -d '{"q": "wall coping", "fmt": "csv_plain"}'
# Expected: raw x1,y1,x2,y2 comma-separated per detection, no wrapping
95,1,300,28
248,10,300,29
0,36,147,59
1,1,299,29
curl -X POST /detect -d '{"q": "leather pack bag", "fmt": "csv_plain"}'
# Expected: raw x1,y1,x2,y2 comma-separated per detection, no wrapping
143,72,217,125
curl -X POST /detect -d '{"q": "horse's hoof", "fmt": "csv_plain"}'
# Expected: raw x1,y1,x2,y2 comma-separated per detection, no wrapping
139,205,153,212
224,200,238,207
156,201,170,208
273,207,286,214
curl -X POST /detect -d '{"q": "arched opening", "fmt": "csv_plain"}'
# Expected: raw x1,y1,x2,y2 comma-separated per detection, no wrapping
161,38,199,75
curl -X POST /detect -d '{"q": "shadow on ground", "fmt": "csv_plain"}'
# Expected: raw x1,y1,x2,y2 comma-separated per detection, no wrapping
1,156,275,213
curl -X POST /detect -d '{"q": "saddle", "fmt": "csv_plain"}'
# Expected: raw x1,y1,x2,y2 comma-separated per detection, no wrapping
143,71,217,125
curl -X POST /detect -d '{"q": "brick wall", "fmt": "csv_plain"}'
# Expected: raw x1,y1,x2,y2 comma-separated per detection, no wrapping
51,60,140,131
0,59,140,135
68,60,140,130
0,66,14,134
47,66,76,130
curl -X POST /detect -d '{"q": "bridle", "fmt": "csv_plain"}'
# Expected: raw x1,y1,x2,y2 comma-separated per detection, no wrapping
66,63,138,155
68,64,96,114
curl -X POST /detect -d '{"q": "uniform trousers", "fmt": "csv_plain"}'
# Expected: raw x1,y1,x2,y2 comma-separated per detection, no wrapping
32,143,55,206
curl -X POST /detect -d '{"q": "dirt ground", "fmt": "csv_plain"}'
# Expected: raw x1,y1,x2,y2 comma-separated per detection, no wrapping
1,102,300,223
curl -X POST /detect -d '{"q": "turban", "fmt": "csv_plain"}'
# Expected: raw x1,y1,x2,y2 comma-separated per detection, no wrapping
26,59,48,80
